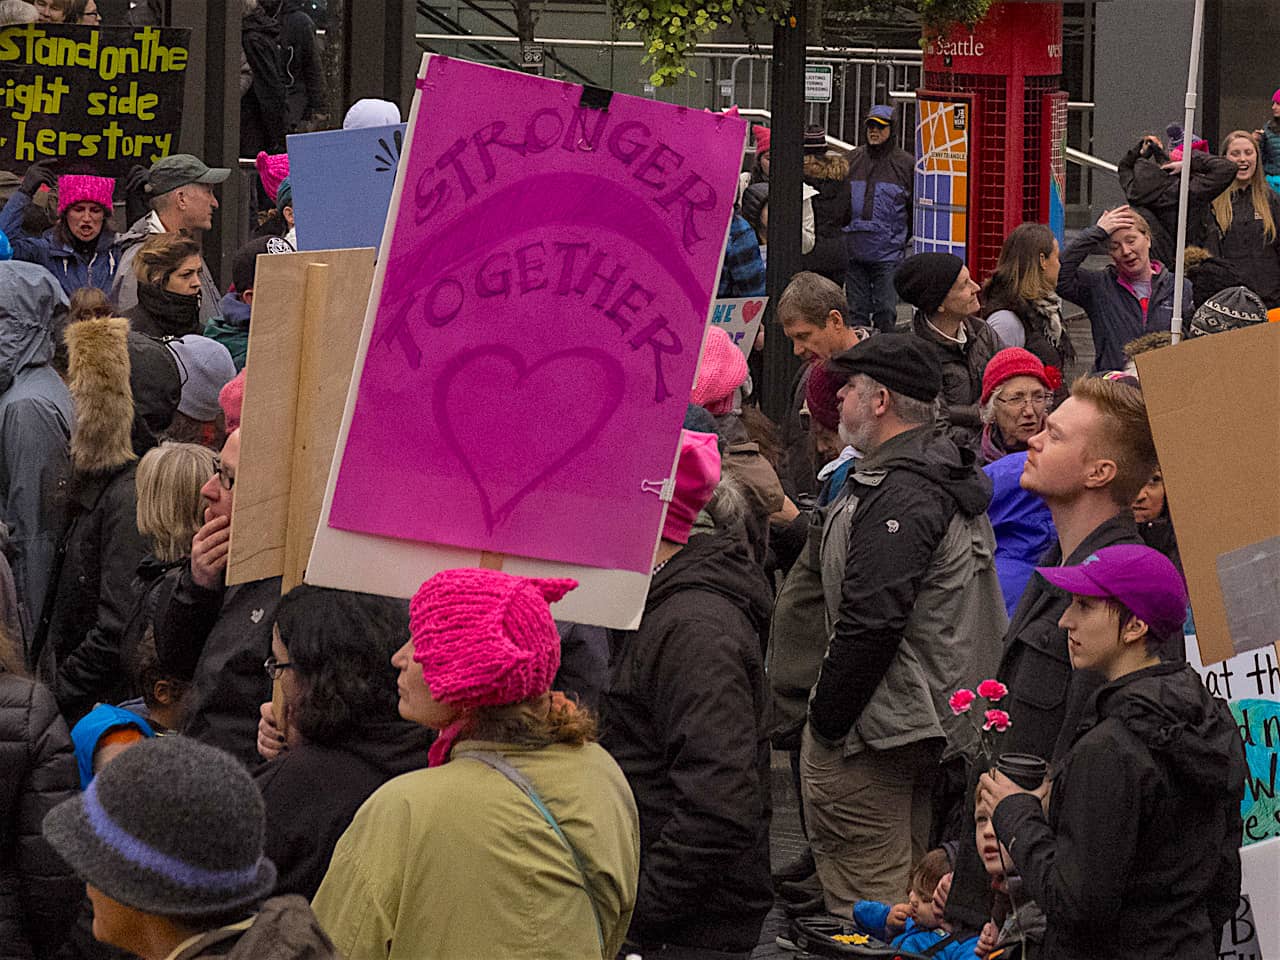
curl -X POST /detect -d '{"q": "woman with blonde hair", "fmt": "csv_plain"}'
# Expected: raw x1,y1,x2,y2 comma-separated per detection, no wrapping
1206,130,1280,307
135,442,217,564
122,231,204,338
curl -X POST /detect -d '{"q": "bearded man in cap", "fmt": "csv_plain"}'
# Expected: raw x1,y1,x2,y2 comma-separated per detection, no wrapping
800,333,1006,913
113,154,231,323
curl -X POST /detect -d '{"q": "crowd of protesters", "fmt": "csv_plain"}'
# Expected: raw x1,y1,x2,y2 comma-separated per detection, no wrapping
0,15,1268,959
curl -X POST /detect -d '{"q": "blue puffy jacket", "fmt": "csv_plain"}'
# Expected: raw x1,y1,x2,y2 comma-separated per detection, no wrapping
853,900,981,958
0,191,123,298
984,452,1056,618
843,141,913,263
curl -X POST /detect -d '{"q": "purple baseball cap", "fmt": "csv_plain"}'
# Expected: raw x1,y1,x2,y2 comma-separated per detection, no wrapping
1036,544,1188,635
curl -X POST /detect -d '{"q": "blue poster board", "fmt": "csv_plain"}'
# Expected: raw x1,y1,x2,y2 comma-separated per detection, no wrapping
287,123,406,251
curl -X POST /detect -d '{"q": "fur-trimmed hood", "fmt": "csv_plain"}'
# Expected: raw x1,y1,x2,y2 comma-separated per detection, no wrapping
66,319,181,474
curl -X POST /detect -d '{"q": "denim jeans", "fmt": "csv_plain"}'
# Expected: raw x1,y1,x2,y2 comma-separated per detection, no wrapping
845,258,901,332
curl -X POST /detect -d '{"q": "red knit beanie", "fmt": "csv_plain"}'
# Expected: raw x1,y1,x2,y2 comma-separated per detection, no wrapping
980,348,1053,405
804,359,844,431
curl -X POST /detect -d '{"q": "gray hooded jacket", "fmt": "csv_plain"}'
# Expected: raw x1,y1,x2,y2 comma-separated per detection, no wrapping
0,261,72,662
815,425,1007,760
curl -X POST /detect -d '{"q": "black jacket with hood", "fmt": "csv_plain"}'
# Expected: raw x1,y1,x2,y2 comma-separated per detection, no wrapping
278,0,325,129
600,529,774,954
0,667,78,960
35,321,180,720
1117,141,1237,269
240,4,290,155
945,512,1147,932
992,662,1245,960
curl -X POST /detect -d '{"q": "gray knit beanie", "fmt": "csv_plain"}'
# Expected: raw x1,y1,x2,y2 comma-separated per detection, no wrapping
43,737,276,918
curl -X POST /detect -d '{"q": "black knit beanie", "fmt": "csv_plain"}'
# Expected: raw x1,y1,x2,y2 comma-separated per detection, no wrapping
894,253,965,317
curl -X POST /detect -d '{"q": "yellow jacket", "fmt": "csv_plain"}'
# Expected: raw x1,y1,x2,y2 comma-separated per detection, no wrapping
311,739,640,960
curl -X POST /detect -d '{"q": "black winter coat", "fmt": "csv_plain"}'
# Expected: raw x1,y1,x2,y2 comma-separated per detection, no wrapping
153,567,281,766
993,662,1245,960
39,465,149,723
911,313,1002,452
1205,187,1280,307
1117,142,1237,269
240,6,289,155
601,530,774,953
0,670,78,960
253,722,432,900
943,512,1144,932
279,0,325,129
799,176,851,284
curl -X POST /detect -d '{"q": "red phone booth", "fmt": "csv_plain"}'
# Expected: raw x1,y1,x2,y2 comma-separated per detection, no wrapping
914,1,1066,282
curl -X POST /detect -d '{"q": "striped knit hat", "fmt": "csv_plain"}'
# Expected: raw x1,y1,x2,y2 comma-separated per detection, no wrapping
42,737,275,918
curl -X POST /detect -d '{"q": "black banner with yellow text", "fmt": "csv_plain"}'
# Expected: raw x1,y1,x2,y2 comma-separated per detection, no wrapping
0,23,190,177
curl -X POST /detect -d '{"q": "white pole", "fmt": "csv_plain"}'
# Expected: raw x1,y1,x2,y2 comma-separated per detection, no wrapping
1171,0,1207,345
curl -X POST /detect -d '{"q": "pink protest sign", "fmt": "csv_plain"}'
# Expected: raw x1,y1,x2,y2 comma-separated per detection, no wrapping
327,57,745,573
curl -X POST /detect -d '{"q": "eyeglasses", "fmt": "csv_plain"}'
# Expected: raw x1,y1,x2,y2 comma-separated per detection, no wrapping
995,391,1051,410
211,456,235,491
263,656,294,681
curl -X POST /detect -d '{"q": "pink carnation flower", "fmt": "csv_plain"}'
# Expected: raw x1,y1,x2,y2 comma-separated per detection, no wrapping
983,709,1012,732
977,679,1008,702
949,688,976,715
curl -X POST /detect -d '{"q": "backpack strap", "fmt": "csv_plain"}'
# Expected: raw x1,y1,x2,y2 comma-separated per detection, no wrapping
456,750,606,958
920,931,961,958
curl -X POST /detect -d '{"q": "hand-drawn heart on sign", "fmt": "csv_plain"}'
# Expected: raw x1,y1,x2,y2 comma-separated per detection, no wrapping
434,345,624,532
709,296,769,359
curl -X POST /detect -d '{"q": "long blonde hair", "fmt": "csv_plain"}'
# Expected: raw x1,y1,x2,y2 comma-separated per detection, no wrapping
135,442,217,563
1212,131,1276,242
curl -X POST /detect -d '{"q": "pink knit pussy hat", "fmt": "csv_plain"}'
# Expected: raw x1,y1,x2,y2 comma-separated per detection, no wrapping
662,430,721,545
691,325,749,416
254,152,290,203
57,175,115,216
409,569,577,711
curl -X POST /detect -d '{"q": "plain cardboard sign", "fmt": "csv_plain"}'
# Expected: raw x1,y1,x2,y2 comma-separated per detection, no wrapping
227,248,376,589
1135,323,1280,665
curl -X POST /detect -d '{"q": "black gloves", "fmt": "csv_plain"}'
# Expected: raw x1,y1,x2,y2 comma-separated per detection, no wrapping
20,159,56,196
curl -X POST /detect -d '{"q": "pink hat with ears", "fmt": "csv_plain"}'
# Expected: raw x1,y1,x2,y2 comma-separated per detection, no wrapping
691,326,749,415
56,175,114,216
219,368,246,430
254,151,290,203
662,430,721,545
409,569,577,710
753,124,771,155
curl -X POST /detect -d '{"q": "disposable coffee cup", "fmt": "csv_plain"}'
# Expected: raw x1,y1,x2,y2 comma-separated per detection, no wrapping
996,753,1047,790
